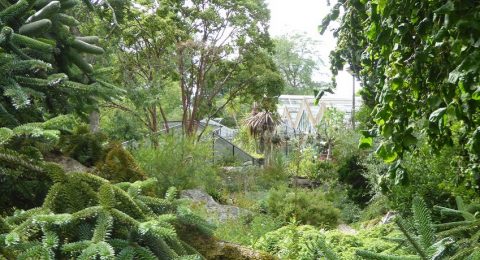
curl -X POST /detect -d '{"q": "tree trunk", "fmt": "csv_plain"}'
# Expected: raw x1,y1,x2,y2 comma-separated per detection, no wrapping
148,106,159,149
89,111,100,133
159,103,169,134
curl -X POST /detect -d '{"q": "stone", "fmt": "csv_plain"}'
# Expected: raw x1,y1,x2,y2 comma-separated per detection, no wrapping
337,224,358,235
381,211,397,224
44,154,93,173
181,189,249,222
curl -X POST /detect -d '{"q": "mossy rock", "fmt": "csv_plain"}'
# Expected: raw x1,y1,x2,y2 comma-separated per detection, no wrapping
182,232,276,260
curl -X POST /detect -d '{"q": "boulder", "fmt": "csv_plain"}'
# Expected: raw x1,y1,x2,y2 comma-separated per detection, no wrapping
181,189,249,222
44,154,93,173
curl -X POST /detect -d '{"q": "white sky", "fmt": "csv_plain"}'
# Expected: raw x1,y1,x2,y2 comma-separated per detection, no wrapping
266,0,360,99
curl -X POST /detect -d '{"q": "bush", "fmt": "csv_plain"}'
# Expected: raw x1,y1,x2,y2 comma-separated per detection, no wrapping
324,223,410,259
134,135,221,195
264,187,340,228
255,222,411,260
337,155,372,207
95,142,146,183
59,125,106,167
215,213,283,246
359,195,390,222
366,141,471,219
254,224,328,260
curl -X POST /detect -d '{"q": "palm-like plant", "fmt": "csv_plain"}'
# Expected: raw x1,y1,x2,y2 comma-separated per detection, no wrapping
244,104,280,165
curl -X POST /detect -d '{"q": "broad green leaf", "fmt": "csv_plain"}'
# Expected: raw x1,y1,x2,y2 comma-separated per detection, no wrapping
376,143,398,163
367,23,378,40
381,124,393,138
359,136,373,149
472,87,480,100
403,133,417,147
429,108,447,123
390,75,403,90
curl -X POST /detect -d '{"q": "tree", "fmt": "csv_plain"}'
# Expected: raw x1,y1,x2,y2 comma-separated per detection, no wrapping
0,0,116,128
316,108,345,160
159,0,283,136
321,0,480,184
273,33,327,93
245,104,280,165
113,3,179,147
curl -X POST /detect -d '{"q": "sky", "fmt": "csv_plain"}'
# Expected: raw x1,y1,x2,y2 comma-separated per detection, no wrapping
266,0,359,99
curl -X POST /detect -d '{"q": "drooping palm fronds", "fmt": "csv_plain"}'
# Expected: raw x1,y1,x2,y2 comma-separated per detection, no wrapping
244,111,280,138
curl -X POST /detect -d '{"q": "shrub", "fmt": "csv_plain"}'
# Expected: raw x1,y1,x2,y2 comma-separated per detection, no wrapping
254,223,338,260
264,187,340,228
59,125,106,167
95,142,146,183
337,155,372,207
134,135,221,195
325,223,410,259
359,195,390,222
215,213,283,246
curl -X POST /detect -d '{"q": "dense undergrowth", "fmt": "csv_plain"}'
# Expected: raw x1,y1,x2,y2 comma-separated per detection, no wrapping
2,0,480,259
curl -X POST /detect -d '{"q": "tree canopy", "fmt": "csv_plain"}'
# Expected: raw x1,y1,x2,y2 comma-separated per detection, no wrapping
273,33,327,94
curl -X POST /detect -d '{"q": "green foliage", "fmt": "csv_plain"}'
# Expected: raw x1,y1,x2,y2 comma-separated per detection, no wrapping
287,145,321,180
321,0,480,180
254,223,339,260
95,142,146,183
326,223,410,259
434,197,480,259
134,135,220,195
272,33,326,90
0,148,52,213
256,221,408,259
0,115,79,213
357,197,460,259
59,124,106,167
214,214,283,246
378,142,469,216
0,151,213,259
263,187,340,228
359,195,390,222
0,0,117,128
338,155,372,207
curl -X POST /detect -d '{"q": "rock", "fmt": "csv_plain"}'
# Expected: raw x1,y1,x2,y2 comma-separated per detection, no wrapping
44,154,93,173
184,233,277,260
211,241,277,260
381,211,397,224
181,189,249,222
222,166,244,172
289,176,321,189
243,160,253,166
337,224,358,235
